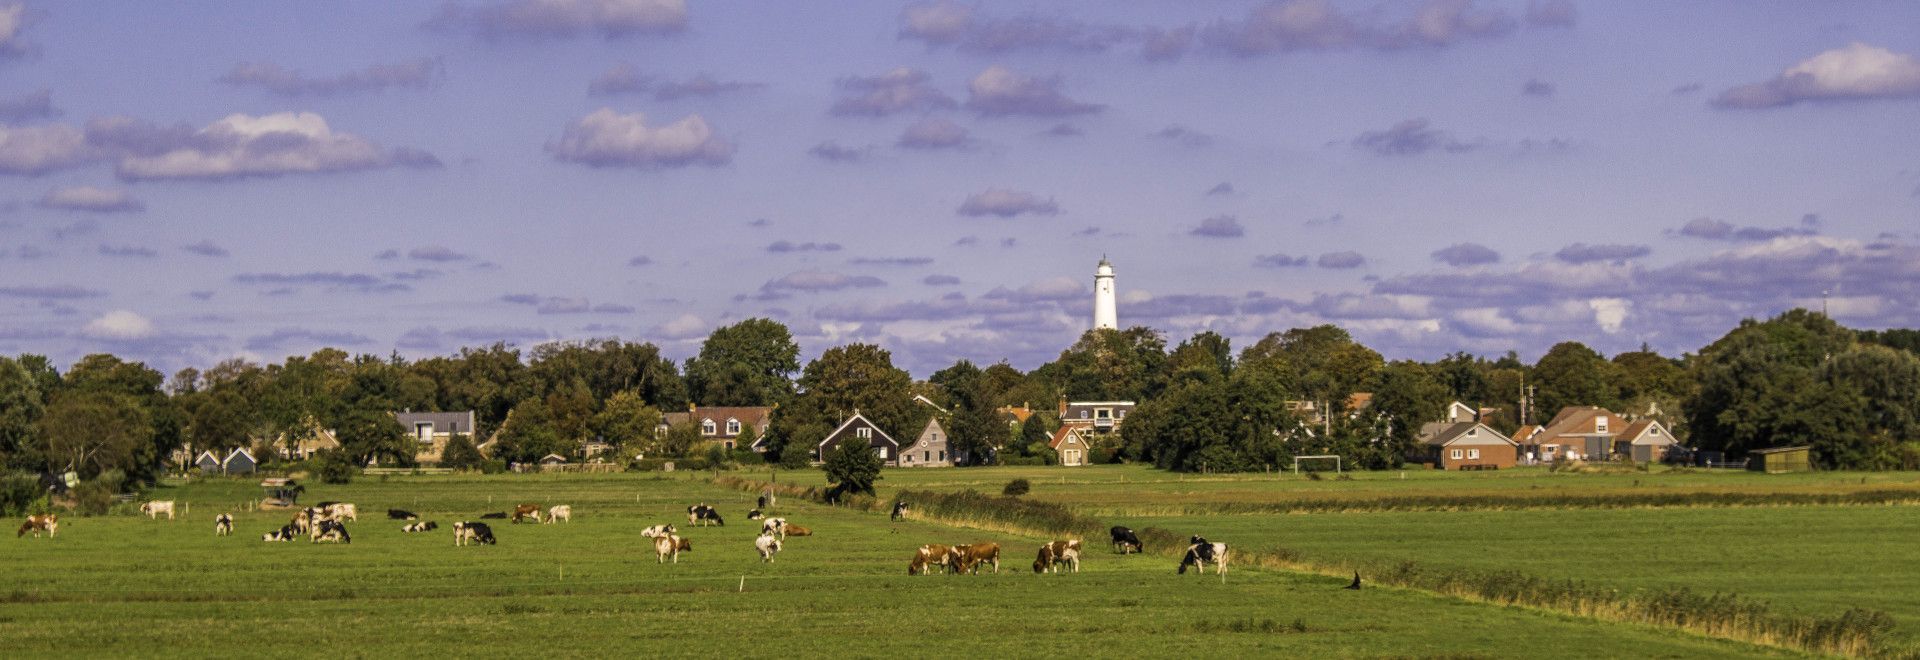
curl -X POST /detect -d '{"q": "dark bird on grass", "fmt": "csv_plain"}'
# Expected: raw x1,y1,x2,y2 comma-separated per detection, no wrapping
1345,572,1362,590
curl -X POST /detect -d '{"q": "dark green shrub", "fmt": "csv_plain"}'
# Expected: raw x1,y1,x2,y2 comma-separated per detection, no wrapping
0,474,45,516
1002,478,1031,497
314,449,356,485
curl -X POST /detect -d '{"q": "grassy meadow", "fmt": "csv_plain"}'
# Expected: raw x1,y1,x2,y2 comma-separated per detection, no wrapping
0,471,1811,658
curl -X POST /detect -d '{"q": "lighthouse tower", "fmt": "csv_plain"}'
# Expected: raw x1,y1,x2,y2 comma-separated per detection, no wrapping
1093,256,1117,330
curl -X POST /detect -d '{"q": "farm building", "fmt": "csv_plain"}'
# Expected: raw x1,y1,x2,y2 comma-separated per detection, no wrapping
1748,446,1812,473
1612,419,1677,463
194,451,222,473
900,416,952,467
1049,427,1093,466
816,411,902,466
1416,422,1518,470
222,449,257,474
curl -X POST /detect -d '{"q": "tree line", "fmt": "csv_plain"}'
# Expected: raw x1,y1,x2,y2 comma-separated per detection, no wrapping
2,309,1917,489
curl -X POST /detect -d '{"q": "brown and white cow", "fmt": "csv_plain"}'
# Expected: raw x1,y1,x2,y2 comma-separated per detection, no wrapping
909,544,954,575
949,542,1001,574
215,513,233,536
654,533,683,563
547,505,571,524
324,503,357,522
511,504,542,524
1033,539,1082,574
140,500,176,520
17,514,57,538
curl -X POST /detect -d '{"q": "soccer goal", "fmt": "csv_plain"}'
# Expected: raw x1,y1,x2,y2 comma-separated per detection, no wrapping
1292,454,1342,474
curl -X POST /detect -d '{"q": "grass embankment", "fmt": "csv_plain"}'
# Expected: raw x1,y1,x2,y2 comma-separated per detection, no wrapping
0,472,1780,658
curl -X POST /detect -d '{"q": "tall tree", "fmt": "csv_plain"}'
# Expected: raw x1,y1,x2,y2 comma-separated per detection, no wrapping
1035,327,1169,402
684,318,800,406
764,344,912,461
1686,309,1855,460
1531,342,1621,418
821,433,883,496
38,391,153,485
592,390,661,458
0,356,48,471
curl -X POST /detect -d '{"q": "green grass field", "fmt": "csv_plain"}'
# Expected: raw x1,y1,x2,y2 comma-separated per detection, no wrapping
0,472,1807,658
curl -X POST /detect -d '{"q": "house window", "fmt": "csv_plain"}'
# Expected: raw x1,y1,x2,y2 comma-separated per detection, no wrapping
1468,449,1480,460
701,419,717,436
920,439,928,447
1080,410,1089,419
938,450,945,461
1096,409,1111,419
1595,416,1609,433
415,422,434,442
724,441,735,450
1450,449,1463,460
876,447,889,459
924,451,930,462
1651,427,1661,436
726,419,741,435
857,427,872,439
1467,428,1477,436
1117,409,1127,419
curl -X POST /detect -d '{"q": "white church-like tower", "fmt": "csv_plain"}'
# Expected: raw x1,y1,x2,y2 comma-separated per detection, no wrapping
1093,256,1117,330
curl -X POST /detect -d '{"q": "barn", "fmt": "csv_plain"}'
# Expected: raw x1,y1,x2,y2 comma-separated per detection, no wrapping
1748,446,1812,474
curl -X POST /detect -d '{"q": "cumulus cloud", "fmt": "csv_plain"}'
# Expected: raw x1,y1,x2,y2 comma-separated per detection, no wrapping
1350,118,1481,156
1522,79,1555,97
98,244,155,258
1317,251,1366,269
426,0,687,39
1525,0,1577,27
957,189,1060,218
1673,217,1816,242
897,117,971,150
36,186,144,213
0,2,35,58
965,66,1103,117
1190,214,1245,238
245,328,372,351
1153,124,1213,147
808,141,871,163
1254,253,1310,268
652,313,707,340
408,245,471,262
830,68,957,117
82,310,155,340
218,58,441,97
0,89,56,123
548,109,733,168
1432,242,1500,266
1203,0,1518,57
897,0,1131,54
984,276,1085,303
587,65,764,100
183,240,229,257
1589,297,1629,333
1554,242,1650,264
0,123,95,175
767,240,842,253
91,112,441,181
1713,43,1920,109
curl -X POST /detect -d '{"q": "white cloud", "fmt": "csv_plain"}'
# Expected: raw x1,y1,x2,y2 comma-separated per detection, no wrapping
83,310,156,340
1714,43,1920,109
0,123,95,175
102,112,440,181
548,109,733,168
653,313,707,340
0,2,32,56
1588,298,1630,333
966,65,1102,117
956,188,1059,218
37,186,144,213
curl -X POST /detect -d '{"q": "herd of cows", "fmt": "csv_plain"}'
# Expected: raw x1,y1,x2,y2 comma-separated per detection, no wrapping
14,493,1239,578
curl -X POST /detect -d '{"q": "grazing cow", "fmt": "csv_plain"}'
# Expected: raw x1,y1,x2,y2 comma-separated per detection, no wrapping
783,524,812,537
547,505,571,524
746,509,763,521
653,534,682,563
403,521,438,533
511,504,542,524
1178,536,1229,575
756,495,767,509
640,524,676,538
686,504,723,527
262,524,298,542
453,521,496,546
17,514,56,538
755,534,783,562
909,544,954,575
388,509,419,520
479,512,508,520
949,543,1002,574
1033,540,1082,574
890,500,909,521
324,503,357,522
215,514,233,537
312,520,351,544
760,517,787,539
1110,526,1143,554
140,500,176,520
677,537,693,551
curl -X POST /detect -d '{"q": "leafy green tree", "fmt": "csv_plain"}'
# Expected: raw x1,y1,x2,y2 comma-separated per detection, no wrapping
440,433,485,471
1369,361,1450,466
1013,412,1057,457
1531,342,1621,418
1807,344,1920,469
684,318,800,406
492,399,567,464
187,388,255,454
929,359,1009,465
592,390,661,457
61,354,177,482
38,391,153,483
764,344,913,461
1034,327,1169,402
1237,325,1380,412
661,422,703,457
822,434,882,496
1687,310,1855,461
0,356,48,471
336,408,411,466
1166,330,1233,387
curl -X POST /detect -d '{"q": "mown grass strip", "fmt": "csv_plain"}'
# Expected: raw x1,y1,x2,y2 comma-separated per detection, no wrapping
715,475,1912,659
1076,488,1920,516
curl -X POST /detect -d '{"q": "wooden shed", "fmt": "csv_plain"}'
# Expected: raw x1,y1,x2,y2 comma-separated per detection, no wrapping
1747,446,1812,473
222,448,258,475
194,451,222,473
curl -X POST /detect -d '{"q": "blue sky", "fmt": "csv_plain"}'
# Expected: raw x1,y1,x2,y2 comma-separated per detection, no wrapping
1,0,1918,376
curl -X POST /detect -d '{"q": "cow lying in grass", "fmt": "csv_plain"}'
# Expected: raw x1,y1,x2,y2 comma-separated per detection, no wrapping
453,521,496,546
1178,536,1229,575
755,533,783,562
547,505,571,524
140,501,175,520
511,504,542,524
215,514,233,537
388,509,418,520
950,543,1001,574
402,521,438,533
746,509,763,521
1033,540,1081,574
17,514,56,538
783,524,812,537
479,512,508,520
262,524,299,542
312,520,350,544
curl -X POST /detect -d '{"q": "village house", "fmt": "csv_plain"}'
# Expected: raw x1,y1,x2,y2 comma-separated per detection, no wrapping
900,416,952,468
1049,426,1093,466
996,403,1036,430
1058,398,1136,434
394,410,478,465
1613,418,1678,463
815,411,902,466
1415,421,1518,470
658,405,775,452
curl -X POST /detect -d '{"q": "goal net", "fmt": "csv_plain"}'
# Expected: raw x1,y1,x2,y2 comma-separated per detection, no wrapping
1291,454,1342,474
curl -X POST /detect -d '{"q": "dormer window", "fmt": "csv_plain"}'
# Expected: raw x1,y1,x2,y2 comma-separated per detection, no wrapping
701,419,717,435
726,419,741,435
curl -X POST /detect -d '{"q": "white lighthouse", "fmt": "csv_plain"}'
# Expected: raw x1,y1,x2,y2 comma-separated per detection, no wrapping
1093,256,1117,330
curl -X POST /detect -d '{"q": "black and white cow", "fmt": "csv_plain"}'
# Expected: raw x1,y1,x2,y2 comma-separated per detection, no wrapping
1110,526,1143,554
403,521,438,533
640,524,676,539
388,508,419,520
312,520,351,544
760,517,788,540
1178,536,1229,575
453,521,496,546
891,500,910,521
746,509,763,521
214,513,233,536
262,524,299,542
686,504,723,527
